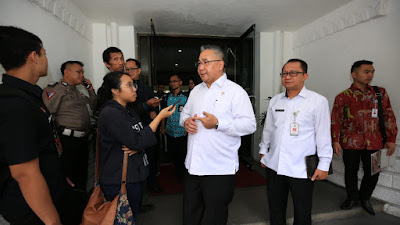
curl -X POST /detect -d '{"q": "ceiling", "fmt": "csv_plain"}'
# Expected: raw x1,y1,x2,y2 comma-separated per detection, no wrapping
71,0,352,37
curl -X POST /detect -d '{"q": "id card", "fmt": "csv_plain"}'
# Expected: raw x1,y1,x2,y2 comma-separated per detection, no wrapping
290,122,299,136
371,108,378,118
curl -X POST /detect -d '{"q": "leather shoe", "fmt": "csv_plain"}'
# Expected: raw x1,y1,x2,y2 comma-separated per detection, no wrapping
340,199,358,210
361,200,375,216
139,204,154,213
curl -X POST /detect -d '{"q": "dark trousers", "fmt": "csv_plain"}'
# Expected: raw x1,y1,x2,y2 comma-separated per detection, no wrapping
59,135,89,225
166,134,187,180
266,168,314,225
101,182,142,217
343,149,380,201
183,172,236,225
145,146,159,189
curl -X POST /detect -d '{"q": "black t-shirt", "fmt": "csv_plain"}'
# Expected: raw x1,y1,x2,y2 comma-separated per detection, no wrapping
0,75,64,215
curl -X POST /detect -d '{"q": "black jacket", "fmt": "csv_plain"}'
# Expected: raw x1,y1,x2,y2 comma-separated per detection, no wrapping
98,100,156,185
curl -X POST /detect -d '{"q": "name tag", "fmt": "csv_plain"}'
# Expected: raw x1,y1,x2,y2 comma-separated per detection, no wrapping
290,122,299,136
275,109,284,112
371,109,378,118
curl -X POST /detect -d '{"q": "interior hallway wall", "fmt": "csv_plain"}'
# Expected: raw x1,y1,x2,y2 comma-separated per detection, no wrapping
92,23,136,90
292,0,400,216
0,0,93,88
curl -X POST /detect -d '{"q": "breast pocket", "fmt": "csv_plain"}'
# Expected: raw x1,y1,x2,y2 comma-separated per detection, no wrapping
296,110,315,133
213,101,231,118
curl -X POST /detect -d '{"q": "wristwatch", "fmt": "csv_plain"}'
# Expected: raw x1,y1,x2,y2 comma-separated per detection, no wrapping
215,121,219,129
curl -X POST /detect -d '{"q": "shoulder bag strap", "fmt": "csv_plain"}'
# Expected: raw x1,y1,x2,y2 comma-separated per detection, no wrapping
373,86,386,144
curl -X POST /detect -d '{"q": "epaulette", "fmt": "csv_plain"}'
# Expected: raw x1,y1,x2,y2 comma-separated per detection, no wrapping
47,81,58,87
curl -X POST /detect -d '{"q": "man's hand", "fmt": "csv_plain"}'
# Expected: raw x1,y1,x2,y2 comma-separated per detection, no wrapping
333,142,342,156
311,169,328,181
146,98,162,107
82,78,93,91
259,154,266,168
194,111,218,129
184,114,198,134
149,111,157,120
385,142,396,156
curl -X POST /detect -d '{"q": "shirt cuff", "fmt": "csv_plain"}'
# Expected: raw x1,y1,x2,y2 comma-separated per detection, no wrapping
317,159,331,172
216,117,229,131
259,146,268,155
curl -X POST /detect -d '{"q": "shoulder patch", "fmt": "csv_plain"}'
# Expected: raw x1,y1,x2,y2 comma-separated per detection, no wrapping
45,90,56,100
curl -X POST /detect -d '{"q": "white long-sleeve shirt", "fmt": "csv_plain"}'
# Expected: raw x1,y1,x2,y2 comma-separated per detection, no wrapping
180,73,256,175
259,86,332,179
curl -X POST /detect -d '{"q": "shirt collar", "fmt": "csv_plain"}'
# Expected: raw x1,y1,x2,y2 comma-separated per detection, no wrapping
200,73,227,89
2,74,43,99
283,86,308,99
350,83,373,93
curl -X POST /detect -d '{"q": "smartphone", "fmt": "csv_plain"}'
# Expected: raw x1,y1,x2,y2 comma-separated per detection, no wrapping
82,77,91,89
169,99,181,111
172,99,182,107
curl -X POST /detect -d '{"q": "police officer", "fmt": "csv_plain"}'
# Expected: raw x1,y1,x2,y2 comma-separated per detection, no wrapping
42,60,96,225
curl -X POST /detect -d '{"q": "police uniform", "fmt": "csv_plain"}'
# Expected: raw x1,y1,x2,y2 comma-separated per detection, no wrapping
42,79,96,225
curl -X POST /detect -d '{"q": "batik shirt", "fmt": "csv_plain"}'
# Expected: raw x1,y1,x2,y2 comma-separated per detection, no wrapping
331,84,397,150
165,91,188,138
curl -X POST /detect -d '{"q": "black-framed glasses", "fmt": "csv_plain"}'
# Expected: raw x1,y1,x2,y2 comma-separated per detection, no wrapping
126,68,140,73
280,71,305,78
195,60,221,68
169,80,180,84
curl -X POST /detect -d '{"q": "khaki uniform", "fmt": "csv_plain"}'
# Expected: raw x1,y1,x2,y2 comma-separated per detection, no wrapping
42,80,96,132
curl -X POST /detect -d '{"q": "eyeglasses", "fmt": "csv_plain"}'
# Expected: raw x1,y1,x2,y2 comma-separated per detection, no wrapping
195,60,221,68
169,80,180,84
125,83,138,91
280,71,305,78
126,68,140,73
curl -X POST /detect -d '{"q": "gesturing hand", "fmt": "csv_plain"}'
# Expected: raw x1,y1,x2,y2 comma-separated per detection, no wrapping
194,111,218,129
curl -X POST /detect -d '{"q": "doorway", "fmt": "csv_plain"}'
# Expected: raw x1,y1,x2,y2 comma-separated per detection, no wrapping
137,25,256,166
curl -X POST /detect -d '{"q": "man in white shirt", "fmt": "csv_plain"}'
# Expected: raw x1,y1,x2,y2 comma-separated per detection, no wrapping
180,45,256,225
259,59,333,225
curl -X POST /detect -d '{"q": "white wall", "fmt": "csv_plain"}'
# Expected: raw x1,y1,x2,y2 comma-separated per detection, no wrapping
292,0,400,215
92,23,136,90
0,0,93,88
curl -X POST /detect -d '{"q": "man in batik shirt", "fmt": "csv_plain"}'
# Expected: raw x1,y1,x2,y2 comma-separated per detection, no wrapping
331,60,397,216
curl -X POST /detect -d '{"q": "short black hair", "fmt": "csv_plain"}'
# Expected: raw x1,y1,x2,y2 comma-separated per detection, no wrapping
169,74,181,80
351,60,373,73
102,47,122,63
200,45,225,61
0,26,43,71
60,61,84,75
283,59,308,73
126,58,141,68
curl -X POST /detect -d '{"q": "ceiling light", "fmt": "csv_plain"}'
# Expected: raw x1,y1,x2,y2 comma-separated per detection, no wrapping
178,49,182,53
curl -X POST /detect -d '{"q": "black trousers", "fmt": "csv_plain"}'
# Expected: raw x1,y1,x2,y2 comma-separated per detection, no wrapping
166,134,187,180
183,173,236,225
343,149,380,201
145,146,159,189
266,168,314,225
59,135,89,225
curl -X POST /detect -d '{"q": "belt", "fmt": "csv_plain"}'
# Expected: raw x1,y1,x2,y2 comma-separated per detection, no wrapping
61,129,86,138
